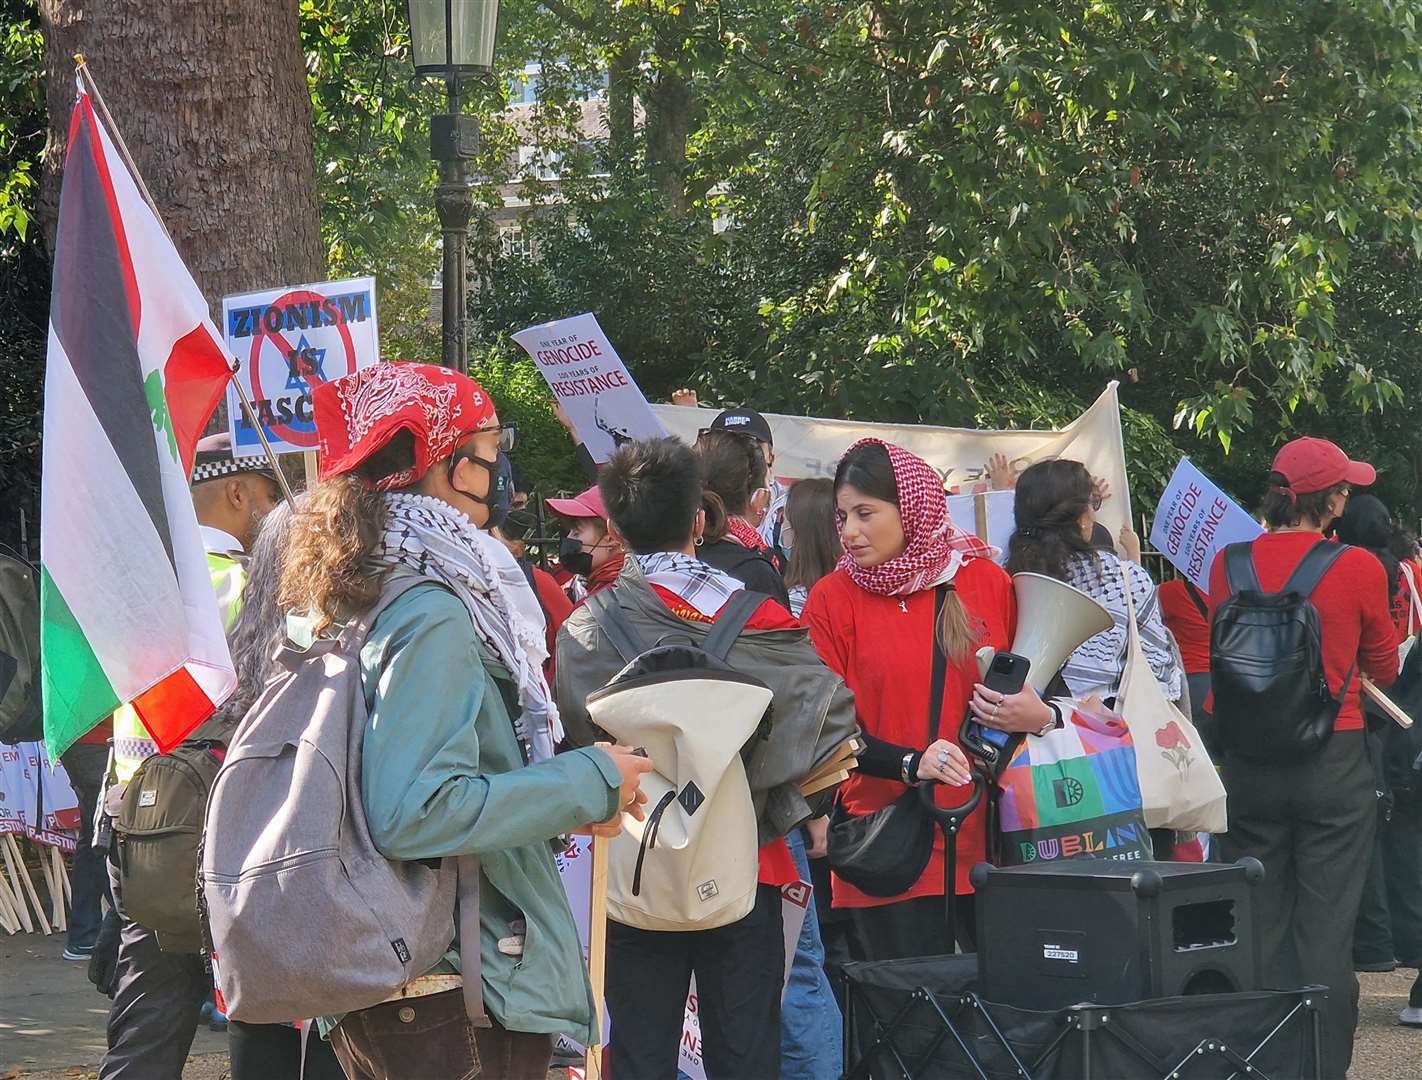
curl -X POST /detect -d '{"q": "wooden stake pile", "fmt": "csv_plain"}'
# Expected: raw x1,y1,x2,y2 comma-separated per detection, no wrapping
0,834,71,935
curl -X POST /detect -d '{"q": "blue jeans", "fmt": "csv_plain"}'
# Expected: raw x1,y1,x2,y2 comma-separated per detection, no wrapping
780,829,842,1080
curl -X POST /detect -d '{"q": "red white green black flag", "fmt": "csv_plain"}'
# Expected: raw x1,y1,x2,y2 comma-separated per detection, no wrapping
41,83,237,757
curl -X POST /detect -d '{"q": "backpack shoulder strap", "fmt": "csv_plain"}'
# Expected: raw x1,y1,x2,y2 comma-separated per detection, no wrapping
702,590,771,662
336,575,442,654
1283,539,1351,599
1183,580,1210,621
585,589,648,664
1223,541,1263,595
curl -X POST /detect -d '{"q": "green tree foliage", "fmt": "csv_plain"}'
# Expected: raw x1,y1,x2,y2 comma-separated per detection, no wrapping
0,0,45,550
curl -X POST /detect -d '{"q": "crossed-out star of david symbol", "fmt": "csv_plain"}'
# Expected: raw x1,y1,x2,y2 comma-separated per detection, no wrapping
285,334,328,390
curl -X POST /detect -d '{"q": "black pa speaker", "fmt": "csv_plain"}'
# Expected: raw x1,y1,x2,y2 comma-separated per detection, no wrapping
973,858,1265,1011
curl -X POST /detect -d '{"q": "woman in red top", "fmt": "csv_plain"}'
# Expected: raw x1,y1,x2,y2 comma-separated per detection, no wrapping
804,440,1057,959
1207,437,1397,1080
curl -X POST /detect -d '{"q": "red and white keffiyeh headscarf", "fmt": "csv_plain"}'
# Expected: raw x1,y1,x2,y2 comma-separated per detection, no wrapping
313,362,495,490
725,515,769,553
837,439,994,597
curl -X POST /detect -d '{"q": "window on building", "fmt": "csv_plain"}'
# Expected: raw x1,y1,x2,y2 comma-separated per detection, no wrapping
500,226,535,260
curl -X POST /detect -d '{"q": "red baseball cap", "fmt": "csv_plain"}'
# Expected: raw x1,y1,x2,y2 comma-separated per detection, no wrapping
545,485,607,521
1271,437,1375,495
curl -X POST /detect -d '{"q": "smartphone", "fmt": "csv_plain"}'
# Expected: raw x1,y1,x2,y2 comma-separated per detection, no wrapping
960,651,1031,770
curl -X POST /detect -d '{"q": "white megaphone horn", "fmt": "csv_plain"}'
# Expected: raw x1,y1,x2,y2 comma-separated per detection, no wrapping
976,572,1114,692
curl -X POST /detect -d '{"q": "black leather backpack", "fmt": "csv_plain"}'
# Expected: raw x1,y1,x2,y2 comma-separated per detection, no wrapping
1210,538,1352,760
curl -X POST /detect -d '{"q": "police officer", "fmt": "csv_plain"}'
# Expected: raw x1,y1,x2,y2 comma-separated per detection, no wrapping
100,435,280,1080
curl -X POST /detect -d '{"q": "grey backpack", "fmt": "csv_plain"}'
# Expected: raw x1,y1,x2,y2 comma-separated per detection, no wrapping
200,578,486,1025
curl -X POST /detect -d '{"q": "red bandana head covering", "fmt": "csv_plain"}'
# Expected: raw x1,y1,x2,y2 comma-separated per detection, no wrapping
836,439,994,597
313,362,495,491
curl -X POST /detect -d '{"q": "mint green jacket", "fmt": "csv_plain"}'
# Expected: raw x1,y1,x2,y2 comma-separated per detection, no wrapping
358,580,619,1044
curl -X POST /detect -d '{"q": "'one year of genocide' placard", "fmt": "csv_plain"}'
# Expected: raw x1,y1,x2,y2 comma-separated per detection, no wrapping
222,276,380,456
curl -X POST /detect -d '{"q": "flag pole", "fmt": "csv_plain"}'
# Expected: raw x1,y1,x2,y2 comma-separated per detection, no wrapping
72,56,297,509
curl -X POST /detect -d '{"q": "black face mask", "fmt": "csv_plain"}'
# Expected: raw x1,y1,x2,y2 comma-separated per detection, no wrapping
559,534,594,577
456,450,514,531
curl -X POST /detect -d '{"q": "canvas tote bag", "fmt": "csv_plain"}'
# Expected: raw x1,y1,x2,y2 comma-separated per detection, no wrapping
1114,568,1227,833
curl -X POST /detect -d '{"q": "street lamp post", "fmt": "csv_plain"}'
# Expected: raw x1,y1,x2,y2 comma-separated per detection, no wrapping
407,0,501,374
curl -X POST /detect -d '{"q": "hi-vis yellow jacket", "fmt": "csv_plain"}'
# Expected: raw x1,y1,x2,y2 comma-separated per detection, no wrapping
112,549,244,782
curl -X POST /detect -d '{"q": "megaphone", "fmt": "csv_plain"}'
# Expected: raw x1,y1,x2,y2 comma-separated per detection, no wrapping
976,572,1114,692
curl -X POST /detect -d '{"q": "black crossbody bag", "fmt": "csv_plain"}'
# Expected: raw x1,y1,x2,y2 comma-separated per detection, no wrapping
827,587,949,897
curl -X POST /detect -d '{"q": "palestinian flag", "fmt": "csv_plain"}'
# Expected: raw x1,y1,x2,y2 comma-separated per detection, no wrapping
41,85,237,758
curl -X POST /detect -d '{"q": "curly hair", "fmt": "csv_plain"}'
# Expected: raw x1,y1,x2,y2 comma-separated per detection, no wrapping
278,433,415,633
209,499,300,730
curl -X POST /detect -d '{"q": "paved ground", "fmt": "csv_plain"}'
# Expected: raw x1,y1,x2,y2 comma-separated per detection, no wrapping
3,929,1420,1078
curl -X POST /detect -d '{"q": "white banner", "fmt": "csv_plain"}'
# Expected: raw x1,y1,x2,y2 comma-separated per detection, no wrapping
513,313,667,463
1148,458,1262,590
223,276,380,456
653,383,1133,538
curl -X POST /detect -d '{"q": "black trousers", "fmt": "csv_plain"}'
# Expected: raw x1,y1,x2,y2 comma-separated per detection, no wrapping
60,743,110,951
1220,730,1375,1080
98,919,209,1080
1355,794,1422,966
229,1020,345,1080
848,893,977,963
607,883,784,1080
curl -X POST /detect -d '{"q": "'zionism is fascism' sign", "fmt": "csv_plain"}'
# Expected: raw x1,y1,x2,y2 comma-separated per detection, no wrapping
222,276,379,455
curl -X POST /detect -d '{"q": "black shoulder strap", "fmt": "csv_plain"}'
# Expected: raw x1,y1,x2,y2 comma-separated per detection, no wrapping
585,589,647,664
1223,541,1263,595
1283,539,1351,599
1183,580,1209,621
928,586,950,741
703,590,770,662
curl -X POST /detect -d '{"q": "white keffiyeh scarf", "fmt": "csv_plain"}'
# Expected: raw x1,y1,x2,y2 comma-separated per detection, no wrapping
635,551,745,618
372,493,562,762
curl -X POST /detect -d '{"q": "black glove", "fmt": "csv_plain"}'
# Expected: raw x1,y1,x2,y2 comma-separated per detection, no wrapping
88,908,122,997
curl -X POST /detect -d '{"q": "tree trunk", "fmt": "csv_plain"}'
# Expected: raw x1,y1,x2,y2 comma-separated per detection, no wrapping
643,68,693,216
37,0,323,308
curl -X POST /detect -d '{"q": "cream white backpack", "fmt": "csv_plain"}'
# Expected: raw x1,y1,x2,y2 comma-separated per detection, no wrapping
584,591,773,932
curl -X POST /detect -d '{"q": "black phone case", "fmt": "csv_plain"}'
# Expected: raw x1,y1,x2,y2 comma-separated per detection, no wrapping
961,653,1030,769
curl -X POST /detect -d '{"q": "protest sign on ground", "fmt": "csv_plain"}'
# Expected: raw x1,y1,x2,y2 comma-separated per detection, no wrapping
512,313,667,463
1149,458,1262,590
654,383,1133,539
223,276,379,456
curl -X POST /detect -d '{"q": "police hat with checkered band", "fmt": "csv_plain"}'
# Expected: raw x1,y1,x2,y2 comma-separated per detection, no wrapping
190,433,278,486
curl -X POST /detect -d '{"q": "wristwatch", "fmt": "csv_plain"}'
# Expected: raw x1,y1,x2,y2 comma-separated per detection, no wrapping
1033,701,1064,739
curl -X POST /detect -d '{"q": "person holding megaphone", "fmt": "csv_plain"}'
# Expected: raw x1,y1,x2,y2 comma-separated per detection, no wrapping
804,440,1058,961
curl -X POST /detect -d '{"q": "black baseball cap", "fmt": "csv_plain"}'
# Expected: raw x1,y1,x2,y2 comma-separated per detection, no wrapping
708,407,773,447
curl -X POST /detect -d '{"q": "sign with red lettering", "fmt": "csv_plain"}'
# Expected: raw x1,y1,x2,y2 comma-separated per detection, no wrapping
1149,458,1262,589
512,313,667,462
222,276,379,456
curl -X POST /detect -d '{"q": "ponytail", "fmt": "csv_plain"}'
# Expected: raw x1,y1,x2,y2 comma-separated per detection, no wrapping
936,588,982,662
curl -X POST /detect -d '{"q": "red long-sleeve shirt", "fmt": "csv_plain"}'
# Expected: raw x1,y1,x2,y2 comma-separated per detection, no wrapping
1157,579,1211,675
803,558,1016,906
1206,532,1398,732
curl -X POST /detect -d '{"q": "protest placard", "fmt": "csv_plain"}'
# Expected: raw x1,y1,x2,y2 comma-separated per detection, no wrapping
0,742,79,852
654,383,1134,540
222,276,380,456
1149,458,1262,590
512,313,667,463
